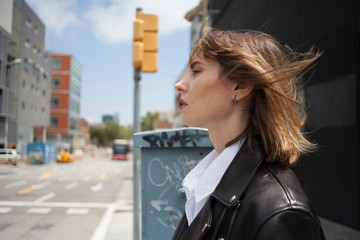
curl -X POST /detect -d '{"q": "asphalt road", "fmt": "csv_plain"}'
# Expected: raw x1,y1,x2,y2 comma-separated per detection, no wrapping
0,150,133,240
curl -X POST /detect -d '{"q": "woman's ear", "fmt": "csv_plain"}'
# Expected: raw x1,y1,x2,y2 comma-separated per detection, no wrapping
234,84,253,101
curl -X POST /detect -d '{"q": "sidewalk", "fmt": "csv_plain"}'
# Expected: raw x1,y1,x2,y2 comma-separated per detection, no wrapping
105,200,133,240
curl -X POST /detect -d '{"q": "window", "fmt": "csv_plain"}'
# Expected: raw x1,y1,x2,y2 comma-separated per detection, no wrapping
24,39,31,49
52,59,62,69
34,26,39,35
35,68,40,81
42,107,45,113
21,101,25,110
32,45,38,54
44,54,49,63
50,116,58,127
25,18,32,28
24,60,30,71
43,72,48,80
23,80,28,89
0,90,2,112
42,90,46,96
6,66,11,88
52,78,60,88
32,64,36,76
51,97,59,107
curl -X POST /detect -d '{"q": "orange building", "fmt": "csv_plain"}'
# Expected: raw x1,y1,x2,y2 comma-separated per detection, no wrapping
36,53,82,149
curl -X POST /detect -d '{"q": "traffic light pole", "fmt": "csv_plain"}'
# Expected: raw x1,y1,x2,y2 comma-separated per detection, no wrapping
133,67,141,240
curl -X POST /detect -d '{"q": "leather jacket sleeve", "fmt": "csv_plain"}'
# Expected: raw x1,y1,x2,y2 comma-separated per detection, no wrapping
255,210,326,240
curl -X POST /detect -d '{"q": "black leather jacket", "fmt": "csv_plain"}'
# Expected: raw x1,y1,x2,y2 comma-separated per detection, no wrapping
172,136,326,240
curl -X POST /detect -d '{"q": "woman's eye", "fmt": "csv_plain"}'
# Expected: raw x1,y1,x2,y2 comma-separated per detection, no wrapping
192,70,200,74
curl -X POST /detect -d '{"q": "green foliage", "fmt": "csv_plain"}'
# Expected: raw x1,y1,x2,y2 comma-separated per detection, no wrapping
141,112,160,131
90,121,133,146
90,127,106,146
104,120,121,140
119,125,133,139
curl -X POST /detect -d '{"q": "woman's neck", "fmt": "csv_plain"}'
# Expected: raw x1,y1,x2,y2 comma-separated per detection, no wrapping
208,109,249,154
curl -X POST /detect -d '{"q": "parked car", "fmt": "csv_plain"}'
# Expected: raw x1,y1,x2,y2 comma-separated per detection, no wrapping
56,149,74,163
0,149,20,165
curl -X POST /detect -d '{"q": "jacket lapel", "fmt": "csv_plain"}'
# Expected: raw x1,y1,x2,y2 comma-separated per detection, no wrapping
174,135,265,240
177,198,213,240
212,135,265,207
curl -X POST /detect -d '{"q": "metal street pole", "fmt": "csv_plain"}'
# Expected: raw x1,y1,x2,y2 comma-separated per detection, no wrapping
133,67,141,240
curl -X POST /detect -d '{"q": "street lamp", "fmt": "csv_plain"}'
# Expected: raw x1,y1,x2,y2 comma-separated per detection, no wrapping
0,58,22,67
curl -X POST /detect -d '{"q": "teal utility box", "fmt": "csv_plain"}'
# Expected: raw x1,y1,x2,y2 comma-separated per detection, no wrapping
27,142,56,164
134,127,213,240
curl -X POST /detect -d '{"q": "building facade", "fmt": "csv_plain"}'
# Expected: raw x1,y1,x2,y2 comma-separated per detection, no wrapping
0,26,16,148
2,0,52,155
37,53,82,150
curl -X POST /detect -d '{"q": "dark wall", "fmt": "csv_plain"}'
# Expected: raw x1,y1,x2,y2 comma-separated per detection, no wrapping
209,0,360,229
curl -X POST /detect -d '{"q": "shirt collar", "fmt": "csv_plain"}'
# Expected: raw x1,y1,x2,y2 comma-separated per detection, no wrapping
182,137,246,224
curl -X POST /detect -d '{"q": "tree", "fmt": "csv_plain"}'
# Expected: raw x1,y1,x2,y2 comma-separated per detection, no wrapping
90,127,106,146
119,125,133,139
90,121,133,146
141,112,160,131
104,120,121,140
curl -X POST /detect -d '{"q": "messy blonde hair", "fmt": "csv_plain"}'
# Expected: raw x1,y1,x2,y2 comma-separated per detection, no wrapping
190,29,321,166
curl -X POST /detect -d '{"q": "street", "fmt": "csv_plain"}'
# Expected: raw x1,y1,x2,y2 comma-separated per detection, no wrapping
0,150,133,240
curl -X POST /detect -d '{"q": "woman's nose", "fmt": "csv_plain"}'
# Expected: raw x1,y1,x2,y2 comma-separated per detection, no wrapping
175,79,186,93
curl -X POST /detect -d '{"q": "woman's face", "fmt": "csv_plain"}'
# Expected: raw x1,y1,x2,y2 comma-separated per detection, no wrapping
175,52,236,128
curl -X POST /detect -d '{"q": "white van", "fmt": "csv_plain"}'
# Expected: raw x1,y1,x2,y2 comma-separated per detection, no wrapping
0,149,20,165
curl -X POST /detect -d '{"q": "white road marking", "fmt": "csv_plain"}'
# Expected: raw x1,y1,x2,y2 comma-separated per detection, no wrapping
0,175,6,179
91,183,103,192
0,201,112,208
65,182,79,190
5,180,28,189
35,192,55,203
66,208,89,215
27,207,51,214
0,207,12,213
91,204,115,240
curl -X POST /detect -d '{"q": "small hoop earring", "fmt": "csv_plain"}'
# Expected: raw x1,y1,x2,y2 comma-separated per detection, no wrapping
233,95,237,103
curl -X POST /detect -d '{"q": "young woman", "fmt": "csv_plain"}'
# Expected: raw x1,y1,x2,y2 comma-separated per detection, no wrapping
172,29,326,240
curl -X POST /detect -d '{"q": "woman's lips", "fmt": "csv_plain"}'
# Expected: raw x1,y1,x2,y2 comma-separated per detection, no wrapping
180,98,188,110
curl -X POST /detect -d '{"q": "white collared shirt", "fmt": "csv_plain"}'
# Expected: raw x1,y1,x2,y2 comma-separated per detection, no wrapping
182,137,246,225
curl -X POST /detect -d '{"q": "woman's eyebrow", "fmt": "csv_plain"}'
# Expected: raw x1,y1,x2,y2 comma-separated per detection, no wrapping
189,61,202,69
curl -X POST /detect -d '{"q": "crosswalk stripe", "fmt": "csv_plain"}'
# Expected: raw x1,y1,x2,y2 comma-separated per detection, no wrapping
0,201,112,208
0,207,12,213
66,208,89,215
27,207,51,214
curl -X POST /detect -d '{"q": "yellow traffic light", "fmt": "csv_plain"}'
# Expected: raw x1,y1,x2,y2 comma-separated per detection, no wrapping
142,52,158,73
133,18,144,41
132,9,158,73
133,41,144,69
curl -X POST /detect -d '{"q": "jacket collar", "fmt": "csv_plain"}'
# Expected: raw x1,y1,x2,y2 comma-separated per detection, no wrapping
212,135,266,207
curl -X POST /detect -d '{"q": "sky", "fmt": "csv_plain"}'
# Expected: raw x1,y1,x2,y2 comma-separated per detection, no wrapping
26,0,197,125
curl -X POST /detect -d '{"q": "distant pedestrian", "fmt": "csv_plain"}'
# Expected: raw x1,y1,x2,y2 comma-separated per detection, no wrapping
172,29,325,240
